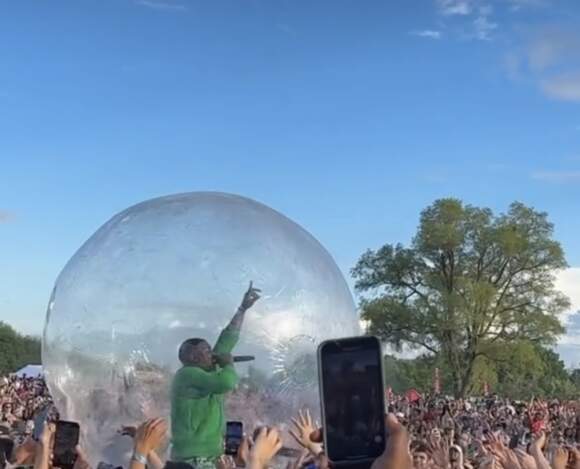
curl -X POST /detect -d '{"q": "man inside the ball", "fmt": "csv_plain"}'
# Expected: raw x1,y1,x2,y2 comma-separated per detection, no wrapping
167,282,261,467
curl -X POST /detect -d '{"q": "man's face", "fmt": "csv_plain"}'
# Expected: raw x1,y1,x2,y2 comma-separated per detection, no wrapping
431,428,441,445
413,451,429,469
189,341,214,370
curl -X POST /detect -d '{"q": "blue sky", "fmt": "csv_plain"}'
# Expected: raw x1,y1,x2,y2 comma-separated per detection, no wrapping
1,0,580,346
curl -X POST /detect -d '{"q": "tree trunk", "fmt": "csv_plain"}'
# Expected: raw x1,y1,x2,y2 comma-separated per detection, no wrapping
445,347,477,398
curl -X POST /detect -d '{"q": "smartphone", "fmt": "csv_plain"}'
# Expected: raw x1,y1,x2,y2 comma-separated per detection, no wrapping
33,405,52,441
225,421,243,456
318,336,386,465
0,437,15,466
53,421,80,469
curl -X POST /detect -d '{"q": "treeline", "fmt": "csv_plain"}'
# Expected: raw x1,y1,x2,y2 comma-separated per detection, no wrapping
0,321,41,375
384,341,580,400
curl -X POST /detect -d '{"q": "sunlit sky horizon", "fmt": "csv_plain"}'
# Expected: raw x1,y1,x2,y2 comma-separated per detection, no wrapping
1,0,580,362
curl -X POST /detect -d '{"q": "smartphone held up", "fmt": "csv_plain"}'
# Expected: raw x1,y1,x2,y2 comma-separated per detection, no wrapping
225,421,243,456
53,420,80,469
318,336,386,466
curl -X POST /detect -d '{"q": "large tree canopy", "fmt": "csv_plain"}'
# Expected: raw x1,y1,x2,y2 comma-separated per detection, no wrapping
353,199,570,397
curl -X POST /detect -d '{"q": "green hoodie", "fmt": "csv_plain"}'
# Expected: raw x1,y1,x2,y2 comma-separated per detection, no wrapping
170,327,239,461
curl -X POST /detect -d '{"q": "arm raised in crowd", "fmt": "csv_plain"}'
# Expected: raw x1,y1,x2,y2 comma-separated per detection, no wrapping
129,418,168,469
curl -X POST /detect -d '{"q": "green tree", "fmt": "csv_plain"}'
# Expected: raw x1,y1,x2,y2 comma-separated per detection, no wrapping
353,199,570,397
0,321,41,375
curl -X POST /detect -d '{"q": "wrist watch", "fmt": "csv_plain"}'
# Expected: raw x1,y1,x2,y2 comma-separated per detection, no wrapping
132,451,148,465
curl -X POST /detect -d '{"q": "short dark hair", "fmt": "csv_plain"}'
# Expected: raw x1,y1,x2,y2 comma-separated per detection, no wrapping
411,442,431,456
178,338,207,364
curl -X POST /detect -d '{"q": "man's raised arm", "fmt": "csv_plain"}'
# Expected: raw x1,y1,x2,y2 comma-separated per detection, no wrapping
227,281,261,332
214,282,261,355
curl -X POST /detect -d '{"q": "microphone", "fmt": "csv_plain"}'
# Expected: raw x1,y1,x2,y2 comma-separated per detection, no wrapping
233,355,255,363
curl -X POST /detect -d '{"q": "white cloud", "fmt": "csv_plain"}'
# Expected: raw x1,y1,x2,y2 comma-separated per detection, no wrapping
436,0,473,15
433,0,498,41
134,0,187,11
556,268,580,321
473,14,498,40
410,30,442,39
540,73,580,102
556,269,580,366
505,28,580,102
531,170,580,183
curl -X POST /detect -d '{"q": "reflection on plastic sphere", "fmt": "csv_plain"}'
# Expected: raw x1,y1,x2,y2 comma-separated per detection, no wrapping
42,192,359,465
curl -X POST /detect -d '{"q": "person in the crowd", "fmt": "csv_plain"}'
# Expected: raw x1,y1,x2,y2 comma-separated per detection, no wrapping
411,442,431,469
170,283,261,468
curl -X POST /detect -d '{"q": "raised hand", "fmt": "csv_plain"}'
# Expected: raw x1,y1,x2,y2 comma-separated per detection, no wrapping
370,414,412,469
134,418,168,456
528,432,550,469
73,446,91,469
249,427,283,469
39,422,55,450
514,448,538,469
236,436,252,467
213,353,234,367
35,423,55,469
552,447,568,469
240,282,261,311
569,447,580,469
289,409,322,456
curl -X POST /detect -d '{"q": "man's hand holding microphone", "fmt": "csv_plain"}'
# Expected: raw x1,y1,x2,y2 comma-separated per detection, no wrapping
212,353,255,367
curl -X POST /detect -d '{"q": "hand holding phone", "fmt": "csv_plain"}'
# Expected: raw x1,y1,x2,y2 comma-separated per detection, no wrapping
318,336,387,465
53,421,80,469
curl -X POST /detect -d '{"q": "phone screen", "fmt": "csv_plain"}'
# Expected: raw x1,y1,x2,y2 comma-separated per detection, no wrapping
33,406,52,441
319,336,386,464
0,437,15,466
53,421,80,469
225,421,243,456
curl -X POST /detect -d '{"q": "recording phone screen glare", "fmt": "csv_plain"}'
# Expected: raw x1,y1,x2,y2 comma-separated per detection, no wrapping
320,338,385,462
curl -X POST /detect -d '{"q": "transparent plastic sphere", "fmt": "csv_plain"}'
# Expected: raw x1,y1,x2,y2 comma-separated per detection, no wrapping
42,192,359,465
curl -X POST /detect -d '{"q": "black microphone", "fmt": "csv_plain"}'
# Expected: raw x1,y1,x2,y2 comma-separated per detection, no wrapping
233,355,255,363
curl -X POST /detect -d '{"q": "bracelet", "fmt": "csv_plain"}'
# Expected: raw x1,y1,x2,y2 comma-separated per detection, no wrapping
132,451,148,465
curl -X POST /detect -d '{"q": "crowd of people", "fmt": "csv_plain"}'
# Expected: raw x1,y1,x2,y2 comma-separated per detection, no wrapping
1,375,52,444
3,370,580,469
